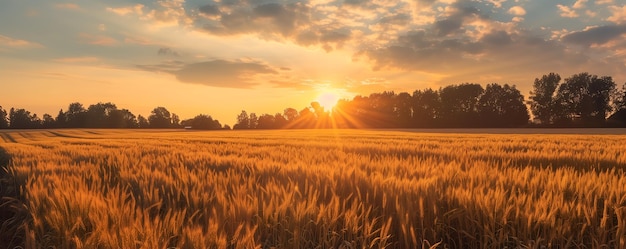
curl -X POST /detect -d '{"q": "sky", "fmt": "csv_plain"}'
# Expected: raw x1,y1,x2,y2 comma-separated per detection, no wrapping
1,0,625,125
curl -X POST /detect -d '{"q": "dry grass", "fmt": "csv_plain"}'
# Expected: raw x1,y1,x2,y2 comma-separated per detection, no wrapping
1,129,625,248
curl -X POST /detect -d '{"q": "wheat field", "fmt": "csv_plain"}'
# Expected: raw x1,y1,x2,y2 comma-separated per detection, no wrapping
0,129,625,248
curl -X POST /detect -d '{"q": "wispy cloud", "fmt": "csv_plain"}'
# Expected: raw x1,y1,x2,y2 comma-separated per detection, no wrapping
78,33,117,46
0,34,42,48
557,4,579,18
55,3,80,10
54,57,100,63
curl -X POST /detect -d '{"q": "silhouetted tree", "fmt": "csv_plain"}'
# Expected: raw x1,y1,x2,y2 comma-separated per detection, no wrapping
9,108,40,129
171,113,181,128
411,89,440,127
184,114,222,130
86,102,117,128
234,110,250,129
528,73,561,124
0,106,8,129
137,115,149,128
395,92,412,127
478,84,529,127
439,83,484,127
109,109,138,128
257,114,276,129
148,107,172,128
42,114,55,128
249,113,258,129
554,73,616,125
274,113,287,128
55,109,67,128
283,108,299,123
66,102,87,127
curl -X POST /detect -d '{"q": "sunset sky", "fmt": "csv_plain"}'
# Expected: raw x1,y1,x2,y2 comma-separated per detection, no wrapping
1,0,625,125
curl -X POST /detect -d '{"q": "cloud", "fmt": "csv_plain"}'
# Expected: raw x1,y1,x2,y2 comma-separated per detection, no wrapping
562,24,626,46
157,47,180,57
106,4,144,16
138,59,280,88
54,57,100,63
508,6,526,16
0,35,42,48
596,0,613,4
608,5,626,24
78,33,117,46
573,0,587,9
557,4,578,18
55,3,80,10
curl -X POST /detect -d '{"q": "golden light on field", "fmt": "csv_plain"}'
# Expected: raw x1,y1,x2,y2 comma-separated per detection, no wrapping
1,129,626,248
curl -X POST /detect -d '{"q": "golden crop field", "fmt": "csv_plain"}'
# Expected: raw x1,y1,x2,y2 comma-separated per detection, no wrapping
1,129,625,248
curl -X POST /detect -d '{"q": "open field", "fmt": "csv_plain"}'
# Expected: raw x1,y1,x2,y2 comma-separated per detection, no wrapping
1,129,626,248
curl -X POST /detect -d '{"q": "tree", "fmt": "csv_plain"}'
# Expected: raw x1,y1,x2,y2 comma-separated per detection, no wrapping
554,73,616,125
613,83,626,111
438,83,484,127
411,89,440,127
274,113,288,128
148,107,172,128
86,102,117,128
66,102,86,127
55,109,67,128
478,84,529,127
137,115,149,128
395,92,412,127
283,108,299,123
0,106,8,129
184,114,222,130
234,110,250,129
9,108,40,129
256,114,276,129
109,109,137,128
249,113,258,129
528,73,561,124
42,114,55,128
171,113,181,128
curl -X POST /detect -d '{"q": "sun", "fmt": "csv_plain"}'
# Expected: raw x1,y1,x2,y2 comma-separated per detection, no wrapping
315,91,340,111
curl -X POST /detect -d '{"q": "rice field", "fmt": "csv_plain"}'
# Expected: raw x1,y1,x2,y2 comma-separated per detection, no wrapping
1,129,625,248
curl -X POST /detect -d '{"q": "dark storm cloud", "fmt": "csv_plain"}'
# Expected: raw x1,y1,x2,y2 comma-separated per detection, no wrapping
562,24,626,46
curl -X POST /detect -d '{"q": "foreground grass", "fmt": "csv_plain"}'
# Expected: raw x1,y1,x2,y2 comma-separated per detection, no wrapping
0,129,625,248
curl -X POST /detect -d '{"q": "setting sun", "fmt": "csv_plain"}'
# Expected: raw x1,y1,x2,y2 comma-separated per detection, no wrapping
315,92,340,111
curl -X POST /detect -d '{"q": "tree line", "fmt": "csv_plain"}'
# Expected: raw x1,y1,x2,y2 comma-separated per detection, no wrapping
0,102,229,130
233,72,626,129
1,72,625,130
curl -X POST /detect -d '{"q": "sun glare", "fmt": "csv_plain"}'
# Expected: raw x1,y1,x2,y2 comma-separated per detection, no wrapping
316,92,340,111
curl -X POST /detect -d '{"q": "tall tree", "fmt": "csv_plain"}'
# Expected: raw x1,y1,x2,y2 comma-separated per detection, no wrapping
137,115,149,128
9,108,40,129
528,73,561,124
478,84,529,127
66,102,87,127
554,73,616,124
86,102,117,128
438,83,484,127
184,114,222,130
148,107,172,128
234,110,250,129
55,109,67,128
0,106,8,129
42,114,55,128
411,89,440,127
395,92,412,128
